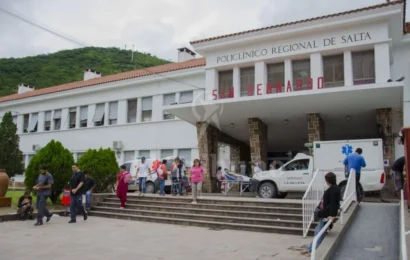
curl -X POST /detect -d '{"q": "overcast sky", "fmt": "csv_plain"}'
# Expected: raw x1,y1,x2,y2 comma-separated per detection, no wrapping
0,0,406,61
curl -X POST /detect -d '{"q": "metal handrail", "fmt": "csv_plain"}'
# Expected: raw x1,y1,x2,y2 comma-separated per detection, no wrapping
310,219,334,260
400,189,409,260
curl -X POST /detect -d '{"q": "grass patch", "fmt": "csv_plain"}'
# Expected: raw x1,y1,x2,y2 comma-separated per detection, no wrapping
6,190,55,209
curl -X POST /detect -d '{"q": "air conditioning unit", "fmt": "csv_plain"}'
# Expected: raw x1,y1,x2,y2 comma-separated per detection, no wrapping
32,144,41,152
113,141,123,150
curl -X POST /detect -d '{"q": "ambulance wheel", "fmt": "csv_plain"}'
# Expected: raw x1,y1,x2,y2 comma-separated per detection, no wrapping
258,182,278,199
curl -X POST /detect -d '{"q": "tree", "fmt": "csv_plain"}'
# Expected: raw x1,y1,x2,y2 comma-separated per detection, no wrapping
0,112,24,177
77,148,118,193
24,140,74,203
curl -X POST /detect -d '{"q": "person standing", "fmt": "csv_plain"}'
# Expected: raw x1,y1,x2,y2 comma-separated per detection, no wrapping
116,165,132,208
157,159,167,196
33,166,54,226
137,157,151,196
391,156,405,199
84,172,96,211
69,164,88,224
216,167,223,193
343,148,366,199
190,159,205,204
17,191,34,220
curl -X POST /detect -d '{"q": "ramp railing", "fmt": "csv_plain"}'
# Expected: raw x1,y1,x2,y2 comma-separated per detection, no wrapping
400,189,410,260
340,169,357,225
302,169,325,237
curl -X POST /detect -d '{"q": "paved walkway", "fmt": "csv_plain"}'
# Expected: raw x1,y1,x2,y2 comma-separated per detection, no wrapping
0,216,312,260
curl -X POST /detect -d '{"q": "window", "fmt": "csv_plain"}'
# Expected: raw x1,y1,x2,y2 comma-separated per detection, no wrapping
28,154,34,164
69,107,77,129
141,97,152,122
139,150,150,158
12,116,17,125
127,99,137,123
80,106,88,128
179,91,193,104
218,70,233,99
163,93,175,120
352,50,375,85
240,67,255,97
292,59,311,90
124,151,135,162
23,114,29,133
161,149,173,159
93,103,105,126
178,149,191,166
283,159,310,171
323,55,344,88
108,101,118,125
267,63,285,92
44,111,51,131
124,162,131,172
53,109,62,130
28,113,38,132
77,152,84,160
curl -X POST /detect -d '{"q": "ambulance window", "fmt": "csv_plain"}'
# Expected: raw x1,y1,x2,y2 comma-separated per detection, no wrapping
283,159,309,171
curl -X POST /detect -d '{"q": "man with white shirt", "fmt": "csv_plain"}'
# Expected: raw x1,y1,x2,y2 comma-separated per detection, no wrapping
137,157,151,196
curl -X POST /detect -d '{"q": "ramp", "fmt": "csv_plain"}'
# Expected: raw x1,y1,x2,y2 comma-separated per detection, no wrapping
332,203,399,260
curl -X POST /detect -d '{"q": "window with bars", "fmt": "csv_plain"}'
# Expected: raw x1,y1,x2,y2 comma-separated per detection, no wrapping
179,91,193,104
178,149,191,167
218,70,233,99
69,107,77,129
53,110,62,130
323,54,344,88
127,99,137,123
142,97,152,122
352,50,375,85
93,103,105,126
80,106,88,128
12,116,17,125
139,150,151,158
109,101,118,125
44,111,51,131
124,151,135,162
292,59,311,90
163,93,176,120
28,113,38,132
23,114,29,133
240,67,255,97
161,149,173,159
267,63,285,93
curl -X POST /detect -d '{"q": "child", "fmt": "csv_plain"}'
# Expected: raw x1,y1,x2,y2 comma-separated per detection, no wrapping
61,185,71,217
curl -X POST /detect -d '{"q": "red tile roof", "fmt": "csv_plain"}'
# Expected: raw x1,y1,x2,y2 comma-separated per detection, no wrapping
190,1,404,44
0,58,206,103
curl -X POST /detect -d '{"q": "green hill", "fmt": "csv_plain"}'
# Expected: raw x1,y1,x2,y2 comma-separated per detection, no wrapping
0,47,171,97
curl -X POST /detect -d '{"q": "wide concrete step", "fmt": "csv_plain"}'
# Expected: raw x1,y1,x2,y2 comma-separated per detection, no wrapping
104,198,302,214
111,195,302,208
98,202,304,221
89,210,314,236
92,206,311,229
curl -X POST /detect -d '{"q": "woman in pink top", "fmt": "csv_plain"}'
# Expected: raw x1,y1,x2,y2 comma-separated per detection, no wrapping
190,159,205,204
116,164,132,209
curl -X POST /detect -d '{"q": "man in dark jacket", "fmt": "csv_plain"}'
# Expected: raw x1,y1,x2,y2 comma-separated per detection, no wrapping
69,163,88,223
391,156,405,199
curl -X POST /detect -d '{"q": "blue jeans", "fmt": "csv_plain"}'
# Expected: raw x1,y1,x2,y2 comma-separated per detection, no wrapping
85,190,92,209
70,194,86,221
307,218,327,253
159,179,165,195
138,177,147,193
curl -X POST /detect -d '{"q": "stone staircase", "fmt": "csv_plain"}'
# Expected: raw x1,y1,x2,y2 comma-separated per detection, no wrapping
90,195,315,236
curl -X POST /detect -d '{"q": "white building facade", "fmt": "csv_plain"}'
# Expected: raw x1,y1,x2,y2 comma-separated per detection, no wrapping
0,1,409,191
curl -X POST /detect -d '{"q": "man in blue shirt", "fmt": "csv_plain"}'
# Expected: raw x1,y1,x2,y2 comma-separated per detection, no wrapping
343,148,366,199
33,165,54,226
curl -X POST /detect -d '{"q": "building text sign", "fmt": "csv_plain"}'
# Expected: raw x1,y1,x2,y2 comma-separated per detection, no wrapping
216,32,371,64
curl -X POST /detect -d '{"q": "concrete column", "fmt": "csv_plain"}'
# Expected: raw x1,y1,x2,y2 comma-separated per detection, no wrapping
38,111,45,132
196,122,218,192
374,43,390,83
61,108,69,130
284,59,293,89
255,61,267,95
344,51,353,86
205,69,218,100
117,100,127,125
376,108,393,189
307,113,325,154
75,107,81,129
24,154,29,168
136,97,142,123
152,95,162,122
248,118,268,173
87,104,96,128
104,102,109,126
233,67,240,99
310,53,323,89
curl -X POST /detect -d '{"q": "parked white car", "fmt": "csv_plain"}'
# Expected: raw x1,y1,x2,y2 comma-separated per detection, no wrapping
251,139,386,199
